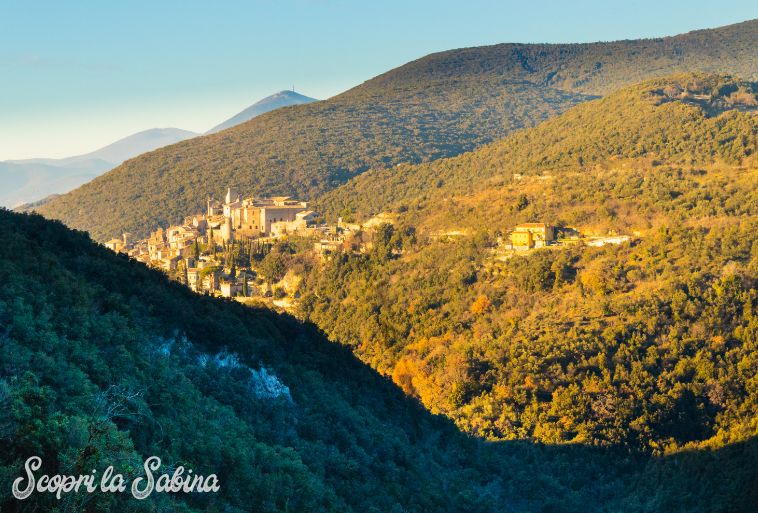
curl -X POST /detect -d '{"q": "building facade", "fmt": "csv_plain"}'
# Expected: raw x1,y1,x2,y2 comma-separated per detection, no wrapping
511,223,555,249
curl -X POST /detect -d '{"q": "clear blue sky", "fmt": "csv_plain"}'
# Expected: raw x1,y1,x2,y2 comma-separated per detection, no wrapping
1,0,756,160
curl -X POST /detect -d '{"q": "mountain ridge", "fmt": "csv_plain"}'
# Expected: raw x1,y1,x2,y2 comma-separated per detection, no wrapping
37,19,758,241
362,19,758,95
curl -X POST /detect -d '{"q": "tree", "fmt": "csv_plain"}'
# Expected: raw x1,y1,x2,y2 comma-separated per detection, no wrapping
470,294,491,315
372,223,396,262
516,193,529,211
260,252,287,283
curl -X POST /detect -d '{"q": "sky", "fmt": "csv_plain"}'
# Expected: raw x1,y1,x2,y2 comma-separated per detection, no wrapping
1,0,756,160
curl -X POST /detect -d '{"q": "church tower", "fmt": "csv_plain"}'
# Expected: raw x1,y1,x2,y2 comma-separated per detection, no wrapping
225,186,239,205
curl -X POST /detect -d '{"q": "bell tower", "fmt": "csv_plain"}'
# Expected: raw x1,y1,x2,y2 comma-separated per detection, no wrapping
225,186,239,205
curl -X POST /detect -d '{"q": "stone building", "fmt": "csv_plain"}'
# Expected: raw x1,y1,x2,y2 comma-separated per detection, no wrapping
270,210,318,237
219,188,312,240
511,223,555,249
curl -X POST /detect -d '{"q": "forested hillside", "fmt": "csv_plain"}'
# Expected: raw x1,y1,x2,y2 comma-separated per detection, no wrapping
0,209,560,512
38,19,758,241
318,73,758,222
259,74,758,456
365,19,758,96
2,209,757,512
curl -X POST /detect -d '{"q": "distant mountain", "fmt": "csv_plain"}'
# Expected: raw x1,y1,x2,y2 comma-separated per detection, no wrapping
0,128,198,208
4,93,314,209
207,90,318,134
38,19,758,241
1,159,112,210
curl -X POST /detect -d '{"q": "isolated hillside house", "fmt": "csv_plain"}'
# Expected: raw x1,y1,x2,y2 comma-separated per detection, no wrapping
511,223,555,249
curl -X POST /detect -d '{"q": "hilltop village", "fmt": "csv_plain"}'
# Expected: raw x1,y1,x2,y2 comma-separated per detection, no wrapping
104,187,385,300
104,186,635,303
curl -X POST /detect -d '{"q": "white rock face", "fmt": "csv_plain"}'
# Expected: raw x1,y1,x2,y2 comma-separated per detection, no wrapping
153,336,291,401
249,367,291,400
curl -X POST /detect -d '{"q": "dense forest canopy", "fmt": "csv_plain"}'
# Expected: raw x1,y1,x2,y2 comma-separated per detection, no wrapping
37,20,758,241
0,210,540,512
2,209,757,512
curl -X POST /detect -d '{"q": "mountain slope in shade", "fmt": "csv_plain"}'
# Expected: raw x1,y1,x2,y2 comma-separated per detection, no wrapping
1,128,198,208
38,19,758,241
207,90,318,133
2,208,757,512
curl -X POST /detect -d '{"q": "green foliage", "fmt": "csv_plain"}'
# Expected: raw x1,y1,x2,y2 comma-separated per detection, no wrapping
8,32,758,512
287,75,758,459
298,220,758,455
0,210,512,512
260,242,296,283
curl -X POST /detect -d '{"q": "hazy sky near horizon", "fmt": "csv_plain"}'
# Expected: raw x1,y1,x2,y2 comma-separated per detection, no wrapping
1,0,756,160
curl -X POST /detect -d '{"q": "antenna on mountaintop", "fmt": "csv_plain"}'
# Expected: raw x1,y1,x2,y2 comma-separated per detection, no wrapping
292,84,295,92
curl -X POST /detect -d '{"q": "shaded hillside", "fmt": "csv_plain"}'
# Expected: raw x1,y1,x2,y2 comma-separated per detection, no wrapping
38,19,758,241
0,209,531,512
1,209,757,512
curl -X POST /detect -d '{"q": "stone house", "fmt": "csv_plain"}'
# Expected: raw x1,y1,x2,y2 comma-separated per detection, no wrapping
511,223,555,249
